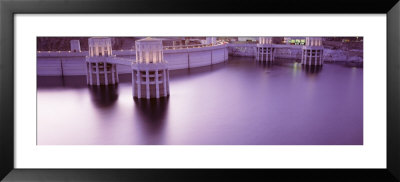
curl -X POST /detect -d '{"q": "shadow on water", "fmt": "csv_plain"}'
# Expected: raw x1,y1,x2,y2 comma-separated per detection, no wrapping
133,97,169,144
258,61,274,68
88,85,119,108
303,65,323,75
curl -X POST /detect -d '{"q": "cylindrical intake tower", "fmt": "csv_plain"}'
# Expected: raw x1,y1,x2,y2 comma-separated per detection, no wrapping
301,37,324,66
132,38,170,99
85,37,119,86
256,37,275,62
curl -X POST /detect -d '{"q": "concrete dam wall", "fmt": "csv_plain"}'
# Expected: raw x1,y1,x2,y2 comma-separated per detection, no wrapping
227,44,363,62
37,45,228,76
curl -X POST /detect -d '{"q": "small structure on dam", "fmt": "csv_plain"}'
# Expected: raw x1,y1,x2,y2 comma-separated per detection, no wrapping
85,37,119,86
301,37,324,66
70,40,81,52
132,38,170,99
206,37,217,45
256,37,275,62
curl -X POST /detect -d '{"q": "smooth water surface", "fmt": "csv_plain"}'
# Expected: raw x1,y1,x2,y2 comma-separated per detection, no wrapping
37,57,363,145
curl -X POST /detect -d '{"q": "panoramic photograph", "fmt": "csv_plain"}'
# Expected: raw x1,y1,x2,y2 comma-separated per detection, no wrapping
36,36,363,145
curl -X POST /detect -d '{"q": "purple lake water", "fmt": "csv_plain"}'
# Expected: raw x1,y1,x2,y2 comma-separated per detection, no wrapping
37,57,363,145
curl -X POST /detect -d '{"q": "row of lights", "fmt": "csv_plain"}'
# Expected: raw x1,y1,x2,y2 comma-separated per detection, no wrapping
38,42,227,53
164,42,225,50
37,50,138,53
38,50,83,53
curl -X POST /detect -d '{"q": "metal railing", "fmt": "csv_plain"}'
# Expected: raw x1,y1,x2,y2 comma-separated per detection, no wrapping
37,42,228,55
163,42,226,50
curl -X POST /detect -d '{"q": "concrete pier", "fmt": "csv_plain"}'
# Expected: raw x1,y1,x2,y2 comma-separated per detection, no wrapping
85,37,119,86
301,37,324,66
132,38,169,99
256,37,275,62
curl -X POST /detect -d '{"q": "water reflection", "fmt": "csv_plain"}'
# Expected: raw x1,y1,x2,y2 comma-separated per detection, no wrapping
303,65,322,74
258,61,273,68
133,97,169,144
88,85,119,108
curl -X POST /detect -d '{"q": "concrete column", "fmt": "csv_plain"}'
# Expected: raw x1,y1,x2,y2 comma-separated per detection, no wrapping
304,50,307,65
224,47,226,61
104,62,108,85
311,50,317,65
256,47,259,61
306,49,309,65
163,69,167,96
321,50,324,65
159,49,162,62
155,70,160,98
161,48,164,62
211,50,213,64
261,47,264,62
115,65,119,83
305,50,308,65
111,64,115,84
269,47,272,61
132,69,136,97
95,62,100,85
85,62,89,84
137,70,141,98
305,50,308,64
187,52,190,68
269,48,271,61
146,70,150,99
89,62,93,85
272,48,274,61
318,50,321,65
310,50,313,65
313,50,316,65
314,50,317,65
320,50,323,65
166,70,170,93
320,50,322,65
318,51,321,65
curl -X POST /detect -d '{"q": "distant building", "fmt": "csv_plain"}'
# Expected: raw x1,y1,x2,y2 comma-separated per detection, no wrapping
238,37,257,42
284,37,306,45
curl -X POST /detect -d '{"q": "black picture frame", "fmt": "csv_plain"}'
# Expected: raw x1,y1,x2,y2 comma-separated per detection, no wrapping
1,0,399,181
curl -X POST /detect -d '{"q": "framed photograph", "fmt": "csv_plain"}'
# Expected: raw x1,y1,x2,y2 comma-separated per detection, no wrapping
1,0,400,181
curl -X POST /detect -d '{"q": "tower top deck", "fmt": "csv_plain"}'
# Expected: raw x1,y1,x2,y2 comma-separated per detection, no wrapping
136,37,162,44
